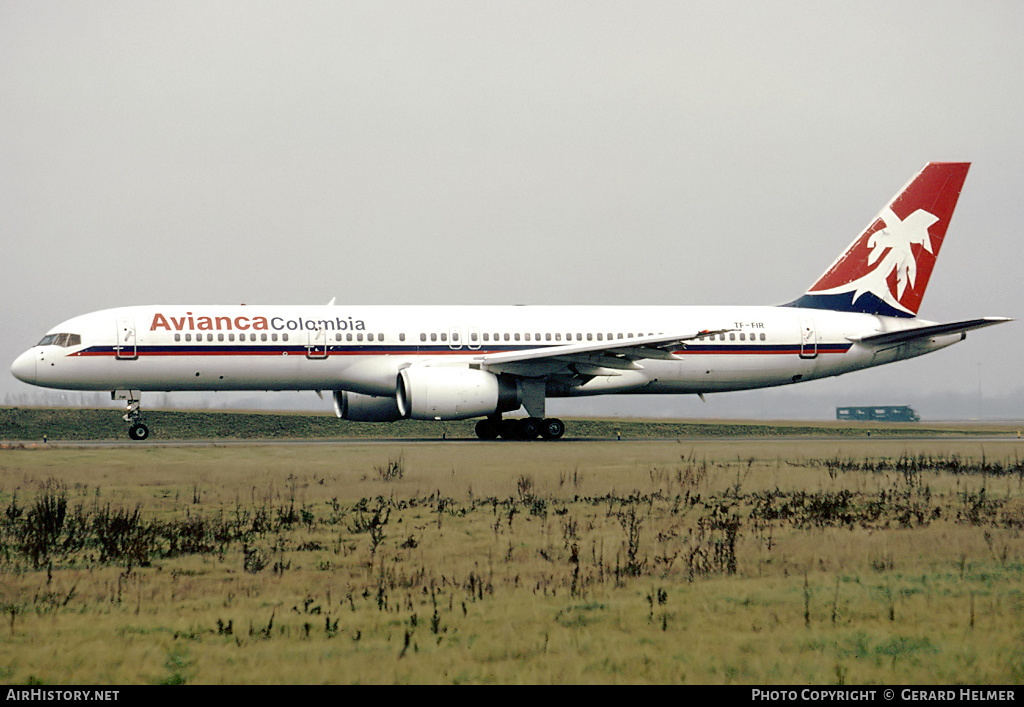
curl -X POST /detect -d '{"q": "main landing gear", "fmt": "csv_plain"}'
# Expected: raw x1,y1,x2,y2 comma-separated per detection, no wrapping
474,416,565,441
114,390,149,441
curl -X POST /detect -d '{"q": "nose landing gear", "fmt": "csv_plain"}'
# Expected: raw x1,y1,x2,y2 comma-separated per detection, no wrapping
114,390,149,441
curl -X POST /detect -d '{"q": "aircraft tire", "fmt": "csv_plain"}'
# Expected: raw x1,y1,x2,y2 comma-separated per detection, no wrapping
540,418,565,440
519,418,541,440
128,423,150,441
498,419,521,440
475,419,500,440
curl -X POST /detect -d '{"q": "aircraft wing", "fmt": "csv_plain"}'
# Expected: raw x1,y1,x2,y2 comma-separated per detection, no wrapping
851,317,1011,347
473,329,732,376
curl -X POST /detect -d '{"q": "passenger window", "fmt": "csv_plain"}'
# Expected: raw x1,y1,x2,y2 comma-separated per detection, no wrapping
218,333,224,342
739,333,746,341
760,333,766,341
261,333,268,342
357,333,364,342
399,333,406,342
185,333,192,342
271,333,278,342
555,333,562,341
430,333,437,342
175,334,181,342
420,333,427,342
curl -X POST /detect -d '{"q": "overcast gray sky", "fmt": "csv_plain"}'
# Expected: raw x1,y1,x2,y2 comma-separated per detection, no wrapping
2,1,1021,420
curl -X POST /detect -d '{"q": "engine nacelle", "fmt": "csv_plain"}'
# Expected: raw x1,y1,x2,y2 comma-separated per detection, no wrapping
333,390,403,422
396,367,521,420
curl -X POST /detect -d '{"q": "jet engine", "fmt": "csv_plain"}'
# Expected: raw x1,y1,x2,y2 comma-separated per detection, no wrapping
396,367,521,420
333,390,403,422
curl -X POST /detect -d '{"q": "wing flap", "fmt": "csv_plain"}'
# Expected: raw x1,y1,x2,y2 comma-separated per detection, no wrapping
552,353,643,371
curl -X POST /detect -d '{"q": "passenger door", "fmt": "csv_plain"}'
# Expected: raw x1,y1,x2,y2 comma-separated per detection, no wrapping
799,315,818,359
306,329,328,359
115,317,137,360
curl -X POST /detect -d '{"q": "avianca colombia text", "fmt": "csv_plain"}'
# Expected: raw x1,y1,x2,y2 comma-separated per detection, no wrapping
150,313,367,333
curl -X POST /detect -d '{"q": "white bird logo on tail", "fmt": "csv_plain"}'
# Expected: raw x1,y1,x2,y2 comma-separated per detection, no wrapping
817,206,939,316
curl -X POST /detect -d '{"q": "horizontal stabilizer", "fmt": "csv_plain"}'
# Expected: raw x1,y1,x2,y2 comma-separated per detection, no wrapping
852,317,1011,346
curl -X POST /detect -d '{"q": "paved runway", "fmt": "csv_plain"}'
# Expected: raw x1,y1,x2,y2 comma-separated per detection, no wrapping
6,433,1022,449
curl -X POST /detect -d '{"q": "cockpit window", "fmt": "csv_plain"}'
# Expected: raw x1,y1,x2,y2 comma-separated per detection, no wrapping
36,333,81,348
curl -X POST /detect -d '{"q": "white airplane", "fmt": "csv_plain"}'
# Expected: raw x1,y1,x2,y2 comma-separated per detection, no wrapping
10,162,1010,441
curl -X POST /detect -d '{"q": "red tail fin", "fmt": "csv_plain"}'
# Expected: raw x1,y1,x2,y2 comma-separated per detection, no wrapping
788,162,970,318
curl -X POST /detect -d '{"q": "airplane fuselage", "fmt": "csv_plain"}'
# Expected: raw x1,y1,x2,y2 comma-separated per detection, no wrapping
12,304,956,397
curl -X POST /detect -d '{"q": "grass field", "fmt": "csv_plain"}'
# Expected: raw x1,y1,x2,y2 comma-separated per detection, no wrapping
1,411,1023,684
2,406,1021,442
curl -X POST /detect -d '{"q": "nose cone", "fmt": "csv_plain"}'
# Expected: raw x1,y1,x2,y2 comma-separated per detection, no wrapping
10,350,37,385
